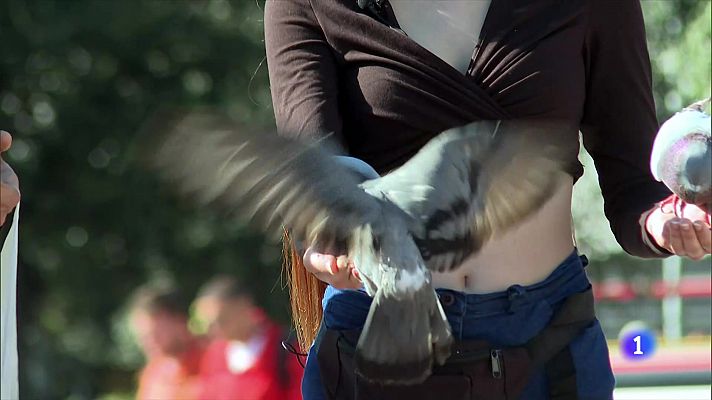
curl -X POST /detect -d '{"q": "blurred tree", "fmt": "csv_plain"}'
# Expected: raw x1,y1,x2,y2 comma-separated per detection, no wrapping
643,0,712,117
0,0,709,398
1,0,282,398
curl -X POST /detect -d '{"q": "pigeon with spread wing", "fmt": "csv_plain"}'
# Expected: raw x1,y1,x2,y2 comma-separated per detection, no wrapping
148,112,577,385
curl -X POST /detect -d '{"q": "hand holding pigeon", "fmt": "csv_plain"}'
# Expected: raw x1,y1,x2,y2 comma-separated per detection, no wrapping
148,112,576,384
647,98,712,259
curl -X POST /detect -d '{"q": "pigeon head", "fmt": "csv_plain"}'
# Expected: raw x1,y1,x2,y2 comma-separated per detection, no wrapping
651,99,711,211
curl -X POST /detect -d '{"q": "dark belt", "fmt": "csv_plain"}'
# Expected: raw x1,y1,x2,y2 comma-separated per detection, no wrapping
316,287,595,400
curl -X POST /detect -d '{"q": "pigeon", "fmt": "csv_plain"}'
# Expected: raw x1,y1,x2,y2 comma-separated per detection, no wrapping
147,111,577,385
650,98,711,213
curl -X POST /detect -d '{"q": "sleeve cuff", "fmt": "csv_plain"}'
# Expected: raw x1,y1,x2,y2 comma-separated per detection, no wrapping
638,206,673,256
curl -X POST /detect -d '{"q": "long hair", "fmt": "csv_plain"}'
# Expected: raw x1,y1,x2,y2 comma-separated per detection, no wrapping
282,229,327,352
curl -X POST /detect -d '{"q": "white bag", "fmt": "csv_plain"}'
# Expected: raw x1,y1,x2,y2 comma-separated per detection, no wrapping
1,204,20,399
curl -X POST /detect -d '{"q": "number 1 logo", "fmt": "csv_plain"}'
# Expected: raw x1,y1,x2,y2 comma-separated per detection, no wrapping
633,335,644,355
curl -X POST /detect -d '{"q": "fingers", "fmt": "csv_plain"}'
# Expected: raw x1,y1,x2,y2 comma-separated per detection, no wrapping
665,218,711,260
351,263,361,280
0,131,11,153
693,221,712,254
307,249,338,274
678,220,705,260
664,219,683,254
343,258,362,286
303,247,362,289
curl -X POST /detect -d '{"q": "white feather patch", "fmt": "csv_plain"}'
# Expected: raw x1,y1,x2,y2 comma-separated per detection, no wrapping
395,268,428,292
650,109,711,181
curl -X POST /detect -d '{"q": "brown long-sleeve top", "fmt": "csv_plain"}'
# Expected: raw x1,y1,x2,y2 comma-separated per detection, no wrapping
264,0,672,258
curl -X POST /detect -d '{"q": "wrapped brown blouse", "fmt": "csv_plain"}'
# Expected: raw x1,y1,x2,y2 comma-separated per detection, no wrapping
264,0,672,258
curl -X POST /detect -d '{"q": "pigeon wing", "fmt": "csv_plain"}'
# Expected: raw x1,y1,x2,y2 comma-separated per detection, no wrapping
147,111,381,250
367,120,577,272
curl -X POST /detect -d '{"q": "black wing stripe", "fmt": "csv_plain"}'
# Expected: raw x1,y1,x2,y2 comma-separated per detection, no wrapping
423,198,470,231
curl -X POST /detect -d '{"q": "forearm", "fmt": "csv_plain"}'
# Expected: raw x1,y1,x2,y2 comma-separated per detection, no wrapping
264,0,343,142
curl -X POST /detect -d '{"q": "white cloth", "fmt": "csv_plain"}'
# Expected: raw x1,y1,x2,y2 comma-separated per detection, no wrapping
225,333,268,374
1,205,20,399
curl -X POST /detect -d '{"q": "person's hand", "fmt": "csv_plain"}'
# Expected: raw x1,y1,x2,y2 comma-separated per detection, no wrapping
303,247,362,289
0,130,20,226
646,197,711,260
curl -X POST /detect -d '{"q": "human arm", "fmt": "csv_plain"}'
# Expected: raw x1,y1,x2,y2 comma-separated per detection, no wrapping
580,0,710,259
264,0,361,288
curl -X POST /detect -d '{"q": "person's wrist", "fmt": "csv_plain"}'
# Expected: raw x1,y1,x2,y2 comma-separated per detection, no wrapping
644,205,672,253
641,193,711,259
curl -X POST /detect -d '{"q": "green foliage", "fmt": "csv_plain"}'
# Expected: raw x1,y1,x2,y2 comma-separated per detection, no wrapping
643,0,712,117
0,0,710,398
1,0,284,398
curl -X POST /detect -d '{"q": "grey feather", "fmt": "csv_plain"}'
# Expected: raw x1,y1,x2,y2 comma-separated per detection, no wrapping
148,111,381,251
367,119,576,272
146,110,576,385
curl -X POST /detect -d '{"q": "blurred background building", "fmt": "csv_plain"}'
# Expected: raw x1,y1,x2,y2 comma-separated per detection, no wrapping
0,0,710,398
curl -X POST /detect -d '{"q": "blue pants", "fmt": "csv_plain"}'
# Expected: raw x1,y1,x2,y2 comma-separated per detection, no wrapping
302,250,615,400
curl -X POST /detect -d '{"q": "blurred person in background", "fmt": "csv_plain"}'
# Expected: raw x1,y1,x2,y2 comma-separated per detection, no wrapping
129,285,206,400
197,275,303,400
193,280,223,339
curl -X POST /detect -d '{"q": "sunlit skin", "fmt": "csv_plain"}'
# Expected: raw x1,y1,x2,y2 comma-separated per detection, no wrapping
212,296,264,342
195,292,264,342
646,202,712,260
194,295,221,339
131,310,195,359
131,308,205,400
305,190,711,290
